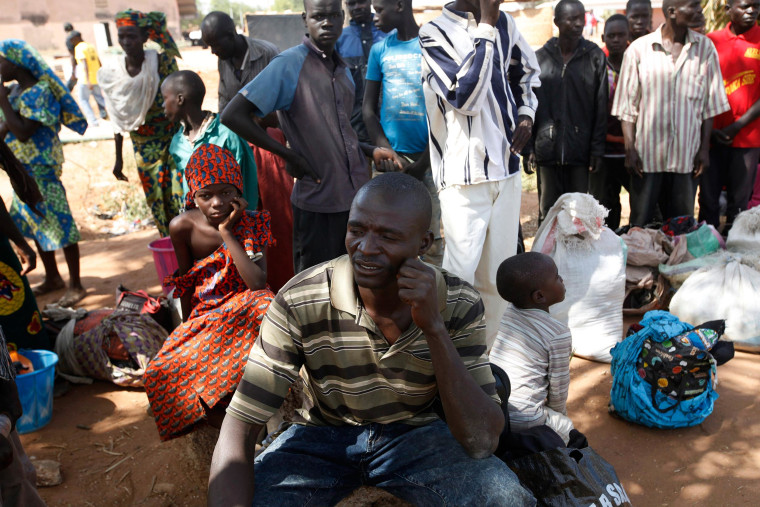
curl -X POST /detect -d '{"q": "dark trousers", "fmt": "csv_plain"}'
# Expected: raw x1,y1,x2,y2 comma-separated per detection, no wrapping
588,156,630,230
537,164,589,224
292,206,349,274
629,172,697,226
698,145,760,230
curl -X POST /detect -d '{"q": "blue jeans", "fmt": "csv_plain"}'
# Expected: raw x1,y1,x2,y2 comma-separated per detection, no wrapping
75,83,107,124
253,419,535,506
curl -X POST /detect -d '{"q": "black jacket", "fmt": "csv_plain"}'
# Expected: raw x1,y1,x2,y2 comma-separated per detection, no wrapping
530,38,608,167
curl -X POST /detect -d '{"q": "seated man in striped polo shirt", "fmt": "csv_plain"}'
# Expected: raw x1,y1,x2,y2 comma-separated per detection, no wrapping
208,173,535,506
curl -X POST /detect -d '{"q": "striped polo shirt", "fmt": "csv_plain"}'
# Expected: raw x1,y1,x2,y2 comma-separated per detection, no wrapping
227,255,498,427
420,6,540,190
489,304,572,430
612,26,730,174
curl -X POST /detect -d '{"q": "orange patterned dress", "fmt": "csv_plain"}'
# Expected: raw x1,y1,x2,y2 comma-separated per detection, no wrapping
144,211,274,441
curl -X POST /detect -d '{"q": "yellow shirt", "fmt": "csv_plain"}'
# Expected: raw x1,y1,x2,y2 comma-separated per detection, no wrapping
74,41,100,84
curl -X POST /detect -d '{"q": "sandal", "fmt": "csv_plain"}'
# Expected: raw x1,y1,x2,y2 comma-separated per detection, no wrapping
57,287,87,308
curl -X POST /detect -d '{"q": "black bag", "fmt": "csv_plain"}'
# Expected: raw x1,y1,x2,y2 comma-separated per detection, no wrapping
114,285,175,333
636,328,718,410
507,446,631,507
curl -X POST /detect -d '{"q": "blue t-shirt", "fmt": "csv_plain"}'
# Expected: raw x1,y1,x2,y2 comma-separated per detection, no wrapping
365,33,428,154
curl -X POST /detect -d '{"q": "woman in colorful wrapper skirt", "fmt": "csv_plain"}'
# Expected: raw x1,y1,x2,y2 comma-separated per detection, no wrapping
144,144,275,441
0,39,88,307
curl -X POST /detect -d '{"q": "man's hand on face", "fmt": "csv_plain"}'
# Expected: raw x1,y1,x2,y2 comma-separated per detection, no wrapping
397,257,442,335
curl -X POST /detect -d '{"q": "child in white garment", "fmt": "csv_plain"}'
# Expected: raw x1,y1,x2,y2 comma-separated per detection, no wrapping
490,252,575,444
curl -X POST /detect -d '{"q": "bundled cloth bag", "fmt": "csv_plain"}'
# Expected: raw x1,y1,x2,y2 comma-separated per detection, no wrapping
609,311,719,428
56,313,167,387
726,206,760,253
670,254,760,353
532,193,626,362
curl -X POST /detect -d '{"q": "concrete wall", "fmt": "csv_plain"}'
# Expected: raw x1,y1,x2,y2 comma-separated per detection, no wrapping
0,0,181,55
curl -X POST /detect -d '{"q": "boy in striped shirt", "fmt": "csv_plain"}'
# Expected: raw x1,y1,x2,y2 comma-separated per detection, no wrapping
490,252,575,444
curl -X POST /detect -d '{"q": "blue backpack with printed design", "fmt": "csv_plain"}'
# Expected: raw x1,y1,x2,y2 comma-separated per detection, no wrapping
609,311,720,428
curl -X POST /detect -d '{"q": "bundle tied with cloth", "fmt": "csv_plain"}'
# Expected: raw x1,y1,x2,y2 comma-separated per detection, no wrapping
97,10,180,134
609,311,724,429
620,216,726,315
51,289,171,387
532,193,626,362
670,206,760,353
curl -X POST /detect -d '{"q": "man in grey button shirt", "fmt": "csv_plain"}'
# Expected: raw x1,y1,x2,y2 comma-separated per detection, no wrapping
201,11,280,114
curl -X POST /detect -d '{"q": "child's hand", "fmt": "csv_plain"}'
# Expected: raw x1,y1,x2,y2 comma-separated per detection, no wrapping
219,197,248,233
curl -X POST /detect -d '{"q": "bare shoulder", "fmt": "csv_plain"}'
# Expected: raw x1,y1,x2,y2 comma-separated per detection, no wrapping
168,209,202,239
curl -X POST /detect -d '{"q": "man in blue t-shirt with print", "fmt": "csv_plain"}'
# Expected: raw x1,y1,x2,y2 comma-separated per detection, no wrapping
335,0,387,142
362,0,443,266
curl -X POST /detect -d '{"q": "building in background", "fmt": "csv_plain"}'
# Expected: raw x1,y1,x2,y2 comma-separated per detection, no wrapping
0,0,188,55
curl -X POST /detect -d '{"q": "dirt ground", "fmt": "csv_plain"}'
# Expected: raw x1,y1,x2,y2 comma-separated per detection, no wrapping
2,46,759,506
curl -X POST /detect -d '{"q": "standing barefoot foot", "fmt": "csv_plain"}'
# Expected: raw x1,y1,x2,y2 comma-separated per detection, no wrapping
32,278,66,296
57,287,87,308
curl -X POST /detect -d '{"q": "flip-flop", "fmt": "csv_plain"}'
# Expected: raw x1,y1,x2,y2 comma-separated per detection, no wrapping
32,280,66,296
57,288,87,308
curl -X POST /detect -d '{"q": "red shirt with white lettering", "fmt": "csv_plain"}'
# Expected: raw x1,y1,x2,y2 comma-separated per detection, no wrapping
708,24,760,147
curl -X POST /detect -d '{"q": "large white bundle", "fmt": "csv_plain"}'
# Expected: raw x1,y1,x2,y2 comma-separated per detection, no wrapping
726,206,760,254
532,193,626,362
670,255,760,353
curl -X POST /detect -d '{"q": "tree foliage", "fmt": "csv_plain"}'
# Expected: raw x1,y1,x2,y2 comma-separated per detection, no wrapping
208,0,260,24
702,0,729,33
272,0,303,12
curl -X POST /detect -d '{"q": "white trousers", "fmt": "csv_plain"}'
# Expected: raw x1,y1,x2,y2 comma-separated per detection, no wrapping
439,176,521,349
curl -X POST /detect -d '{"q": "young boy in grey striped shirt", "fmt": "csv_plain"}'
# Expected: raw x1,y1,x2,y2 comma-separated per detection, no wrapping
490,252,575,444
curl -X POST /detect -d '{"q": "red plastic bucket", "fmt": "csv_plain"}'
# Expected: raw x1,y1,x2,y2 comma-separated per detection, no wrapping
148,237,179,295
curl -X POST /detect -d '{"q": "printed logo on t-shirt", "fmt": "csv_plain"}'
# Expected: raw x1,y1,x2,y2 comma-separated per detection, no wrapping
724,70,756,96
745,47,760,61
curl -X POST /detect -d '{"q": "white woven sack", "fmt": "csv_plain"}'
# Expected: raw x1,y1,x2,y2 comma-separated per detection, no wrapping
533,193,626,362
670,257,760,353
726,206,760,254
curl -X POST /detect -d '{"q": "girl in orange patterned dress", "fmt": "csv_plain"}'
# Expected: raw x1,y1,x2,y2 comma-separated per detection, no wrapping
144,144,274,441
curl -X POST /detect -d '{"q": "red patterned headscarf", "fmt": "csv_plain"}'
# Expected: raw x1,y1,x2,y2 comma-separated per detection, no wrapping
115,9,181,59
185,144,244,209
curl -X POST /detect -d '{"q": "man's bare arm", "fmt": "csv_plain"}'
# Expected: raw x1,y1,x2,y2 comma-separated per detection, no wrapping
208,416,262,507
621,120,643,177
714,97,760,146
221,95,320,182
694,117,713,179
397,259,504,458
